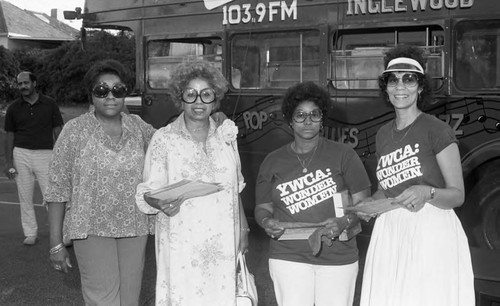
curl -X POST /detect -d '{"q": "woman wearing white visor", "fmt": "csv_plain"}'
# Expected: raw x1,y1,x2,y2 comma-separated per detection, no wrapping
358,45,474,306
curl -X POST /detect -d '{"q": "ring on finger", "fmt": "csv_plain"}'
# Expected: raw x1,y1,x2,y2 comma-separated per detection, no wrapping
55,265,61,270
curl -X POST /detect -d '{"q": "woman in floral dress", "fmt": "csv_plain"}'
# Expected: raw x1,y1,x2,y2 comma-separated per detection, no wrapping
135,60,249,306
46,59,156,305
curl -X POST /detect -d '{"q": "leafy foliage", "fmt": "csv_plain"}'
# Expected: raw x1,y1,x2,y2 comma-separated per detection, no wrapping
12,30,136,105
0,46,20,104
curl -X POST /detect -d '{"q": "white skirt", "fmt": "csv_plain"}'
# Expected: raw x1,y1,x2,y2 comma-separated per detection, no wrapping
360,203,475,306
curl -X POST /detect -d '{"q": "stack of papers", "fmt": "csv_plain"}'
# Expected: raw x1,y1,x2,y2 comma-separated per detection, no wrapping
343,198,398,215
277,221,329,241
147,179,222,201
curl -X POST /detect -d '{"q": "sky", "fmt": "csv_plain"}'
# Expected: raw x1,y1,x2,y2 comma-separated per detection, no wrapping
5,0,85,29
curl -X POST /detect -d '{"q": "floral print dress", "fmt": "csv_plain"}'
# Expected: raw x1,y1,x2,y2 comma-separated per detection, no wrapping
136,114,244,306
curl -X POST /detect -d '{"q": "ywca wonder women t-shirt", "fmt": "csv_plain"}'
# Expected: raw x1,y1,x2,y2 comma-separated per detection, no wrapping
375,113,457,199
256,138,370,265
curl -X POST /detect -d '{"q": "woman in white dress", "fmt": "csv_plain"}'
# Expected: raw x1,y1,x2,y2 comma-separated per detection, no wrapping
135,60,249,306
359,45,475,306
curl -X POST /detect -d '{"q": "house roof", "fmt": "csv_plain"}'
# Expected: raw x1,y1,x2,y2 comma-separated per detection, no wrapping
0,1,78,41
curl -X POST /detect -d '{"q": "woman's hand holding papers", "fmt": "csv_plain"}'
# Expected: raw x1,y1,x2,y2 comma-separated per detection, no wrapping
143,193,185,217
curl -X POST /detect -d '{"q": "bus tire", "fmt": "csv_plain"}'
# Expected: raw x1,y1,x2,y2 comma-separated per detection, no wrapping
461,164,500,250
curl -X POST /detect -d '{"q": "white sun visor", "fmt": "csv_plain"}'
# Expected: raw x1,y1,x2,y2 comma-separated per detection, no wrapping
383,57,424,74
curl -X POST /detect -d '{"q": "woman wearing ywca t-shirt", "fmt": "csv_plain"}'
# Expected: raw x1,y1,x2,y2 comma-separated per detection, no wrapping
255,82,371,306
359,45,474,306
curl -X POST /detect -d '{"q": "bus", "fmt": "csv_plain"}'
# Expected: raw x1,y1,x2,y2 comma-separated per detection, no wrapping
65,0,500,297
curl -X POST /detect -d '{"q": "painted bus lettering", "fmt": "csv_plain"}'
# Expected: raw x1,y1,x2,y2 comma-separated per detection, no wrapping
222,0,297,25
347,0,474,16
438,113,464,136
243,111,268,130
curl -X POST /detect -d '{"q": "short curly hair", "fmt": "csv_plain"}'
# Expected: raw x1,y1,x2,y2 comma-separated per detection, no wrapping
378,45,433,109
168,60,228,111
83,59,134,98
282,82,330,124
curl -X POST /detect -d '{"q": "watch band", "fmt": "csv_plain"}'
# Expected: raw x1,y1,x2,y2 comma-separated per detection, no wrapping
430,187,436,200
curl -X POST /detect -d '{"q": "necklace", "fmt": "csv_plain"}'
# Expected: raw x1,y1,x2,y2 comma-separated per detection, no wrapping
292,142,319,173
391,113,421,143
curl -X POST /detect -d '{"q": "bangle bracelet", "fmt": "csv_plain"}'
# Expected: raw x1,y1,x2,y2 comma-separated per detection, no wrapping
241,227,250,232
49,243,65,255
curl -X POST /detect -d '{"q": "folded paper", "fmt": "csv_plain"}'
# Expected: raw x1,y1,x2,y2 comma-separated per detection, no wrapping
343,198,398,215
147,179,222,202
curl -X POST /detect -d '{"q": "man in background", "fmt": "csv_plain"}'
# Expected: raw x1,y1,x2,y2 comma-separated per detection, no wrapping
3,71,64,245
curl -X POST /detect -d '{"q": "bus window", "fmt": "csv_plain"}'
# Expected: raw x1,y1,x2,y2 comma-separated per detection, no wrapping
230,30,320,89
332,27,444,90
455,20,500,90
147,39,222,89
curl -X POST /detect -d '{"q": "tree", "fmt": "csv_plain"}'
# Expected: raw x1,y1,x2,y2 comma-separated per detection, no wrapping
14,30,136,105
0,46,20,104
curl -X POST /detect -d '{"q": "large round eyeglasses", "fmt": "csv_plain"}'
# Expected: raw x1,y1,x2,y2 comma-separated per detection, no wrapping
181,88,216,104
292,110,323,123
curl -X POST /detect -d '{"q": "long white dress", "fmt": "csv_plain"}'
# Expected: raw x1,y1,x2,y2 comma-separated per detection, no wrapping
136,114,244,306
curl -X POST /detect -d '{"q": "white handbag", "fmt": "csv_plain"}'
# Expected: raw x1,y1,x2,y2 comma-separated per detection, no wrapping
236,252,258,306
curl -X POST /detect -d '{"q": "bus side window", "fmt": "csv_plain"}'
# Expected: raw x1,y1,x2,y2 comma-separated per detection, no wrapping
231,44,261,88
230,31,319,89
331,27,444,91
455,20,499,90
146,39,222,89
332,48,386,90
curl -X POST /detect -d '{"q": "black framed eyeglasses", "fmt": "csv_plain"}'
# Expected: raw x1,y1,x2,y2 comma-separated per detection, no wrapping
385,73,419,88
92,82,128,98
181,88,216,104
292,110,323,123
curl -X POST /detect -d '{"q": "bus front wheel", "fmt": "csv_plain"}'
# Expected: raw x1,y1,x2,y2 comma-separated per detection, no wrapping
461,165,500,250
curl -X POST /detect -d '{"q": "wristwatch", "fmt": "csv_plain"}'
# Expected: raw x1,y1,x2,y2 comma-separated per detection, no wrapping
430,187,436,200
8,168,16,174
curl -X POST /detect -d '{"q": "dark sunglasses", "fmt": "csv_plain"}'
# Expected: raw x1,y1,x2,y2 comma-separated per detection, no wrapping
385,73,419,88
181,88,216,104
92,82,128,98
